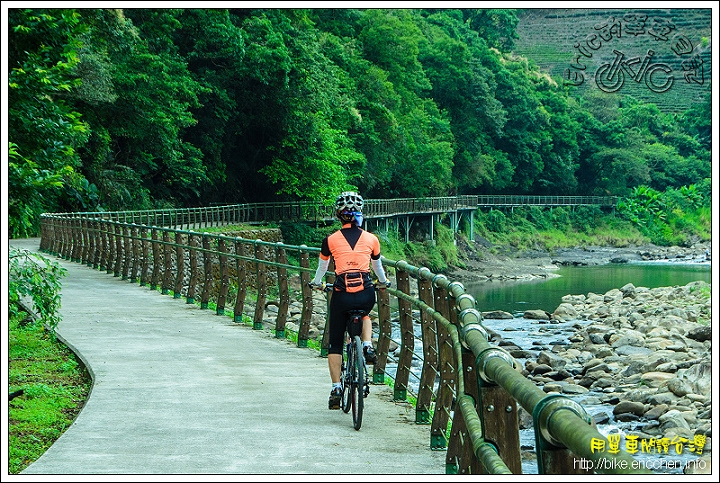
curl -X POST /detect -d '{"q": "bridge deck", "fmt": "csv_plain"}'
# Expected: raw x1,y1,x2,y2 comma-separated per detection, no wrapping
12,238,445,475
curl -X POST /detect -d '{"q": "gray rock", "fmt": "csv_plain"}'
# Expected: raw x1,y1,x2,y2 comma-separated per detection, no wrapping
620,283,636,297
640,371,675,387
537,350,567,369
590,377,615,390
509,349,536,359
679,361,712,396
588,333,606,344
643,404,669,420
482,310,514,320
667,378,694,397
654,361,678,373
613,400,645,416
659,409,691,430
524,309,551,320
532,363,552,375
591,411,611,425
562,384,589,395
615,345,653,356
552,303,578,321
647,392,679,406
543,383,563,393
615,412,640,422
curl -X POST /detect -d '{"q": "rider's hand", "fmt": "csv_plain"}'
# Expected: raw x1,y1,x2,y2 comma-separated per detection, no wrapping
308,281,325,291
378,280,391,290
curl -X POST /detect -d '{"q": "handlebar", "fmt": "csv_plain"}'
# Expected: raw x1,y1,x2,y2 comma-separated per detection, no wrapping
308,281,334,292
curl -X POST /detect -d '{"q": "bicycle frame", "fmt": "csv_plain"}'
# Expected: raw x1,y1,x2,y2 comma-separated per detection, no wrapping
341,309,370,430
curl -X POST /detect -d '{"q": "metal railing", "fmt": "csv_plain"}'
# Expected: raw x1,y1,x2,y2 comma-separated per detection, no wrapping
41,195,617,227
39,195,651,475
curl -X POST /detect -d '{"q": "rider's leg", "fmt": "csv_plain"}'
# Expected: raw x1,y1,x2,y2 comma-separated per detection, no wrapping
361,315,377,364
328,353,342,383
361,315,373,344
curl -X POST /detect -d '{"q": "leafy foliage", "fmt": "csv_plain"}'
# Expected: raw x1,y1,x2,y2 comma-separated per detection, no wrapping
616,184,710,246
8,248,67,331
6,8,711,236
8,9,93,237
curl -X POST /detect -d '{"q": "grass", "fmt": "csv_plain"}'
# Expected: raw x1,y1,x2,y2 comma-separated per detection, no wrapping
8,315,92,474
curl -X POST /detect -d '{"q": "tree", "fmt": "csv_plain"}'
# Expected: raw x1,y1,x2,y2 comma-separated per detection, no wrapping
419,10,512,193
465,9,519,52
8,9,92,237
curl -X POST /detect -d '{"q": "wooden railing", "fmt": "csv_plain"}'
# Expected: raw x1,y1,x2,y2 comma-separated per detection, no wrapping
39,194,651,475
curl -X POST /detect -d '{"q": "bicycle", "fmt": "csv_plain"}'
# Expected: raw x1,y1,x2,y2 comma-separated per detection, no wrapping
311,280,389,430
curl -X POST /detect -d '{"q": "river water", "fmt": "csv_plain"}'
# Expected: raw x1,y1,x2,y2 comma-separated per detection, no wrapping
383,260,712,474
466,261,712,315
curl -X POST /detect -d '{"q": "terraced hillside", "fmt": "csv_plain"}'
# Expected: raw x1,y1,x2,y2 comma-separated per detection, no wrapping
513,8,712,113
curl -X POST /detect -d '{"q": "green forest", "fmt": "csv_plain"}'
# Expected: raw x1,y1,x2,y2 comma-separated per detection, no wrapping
7,8,712,239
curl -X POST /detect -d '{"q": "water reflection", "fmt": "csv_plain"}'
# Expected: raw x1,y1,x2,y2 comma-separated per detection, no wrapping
466,262,711,315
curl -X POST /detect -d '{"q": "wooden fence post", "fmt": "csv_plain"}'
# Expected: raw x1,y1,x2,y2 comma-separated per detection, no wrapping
186,234,199,303
298,248,313,348
233,239,248,322
394,267,413,402
253,242,267,330
174,232,185,299
273,244,290,338
216,238,229,313
416,276,438,424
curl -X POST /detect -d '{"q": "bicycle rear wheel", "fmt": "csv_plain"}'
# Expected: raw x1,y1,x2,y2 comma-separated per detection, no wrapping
351,335,364,430
341,343,352,413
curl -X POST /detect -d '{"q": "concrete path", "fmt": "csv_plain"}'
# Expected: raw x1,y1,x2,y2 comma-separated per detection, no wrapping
10,238,446,477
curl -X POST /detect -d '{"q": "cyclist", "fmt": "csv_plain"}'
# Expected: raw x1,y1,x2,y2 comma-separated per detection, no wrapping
310,191,391,410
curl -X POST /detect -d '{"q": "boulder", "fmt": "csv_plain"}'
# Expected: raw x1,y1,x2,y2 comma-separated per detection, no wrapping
686,325,711,342
524,309,551,320
537,350,567,369
613,400,645,416
640,371,675,387
482,310,514,320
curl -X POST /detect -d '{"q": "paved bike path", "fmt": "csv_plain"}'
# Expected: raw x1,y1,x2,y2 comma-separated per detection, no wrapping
11,238,446,476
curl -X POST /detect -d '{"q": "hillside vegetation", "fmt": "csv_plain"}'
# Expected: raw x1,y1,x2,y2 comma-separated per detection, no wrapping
8,8,711,240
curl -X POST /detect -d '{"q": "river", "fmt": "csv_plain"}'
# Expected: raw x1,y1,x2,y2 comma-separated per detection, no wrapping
465,261,712,315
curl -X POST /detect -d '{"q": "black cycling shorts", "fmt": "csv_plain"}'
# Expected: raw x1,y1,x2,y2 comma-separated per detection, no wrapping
327,287,376,355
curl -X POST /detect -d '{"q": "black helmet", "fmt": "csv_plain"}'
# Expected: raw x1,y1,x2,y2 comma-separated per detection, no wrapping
335,191,363,223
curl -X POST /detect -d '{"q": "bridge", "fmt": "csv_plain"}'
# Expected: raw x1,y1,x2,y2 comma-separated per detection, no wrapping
25,195,652,475
47,194,617,243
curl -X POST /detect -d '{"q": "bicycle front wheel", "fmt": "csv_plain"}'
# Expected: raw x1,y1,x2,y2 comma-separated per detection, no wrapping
351,335,365,430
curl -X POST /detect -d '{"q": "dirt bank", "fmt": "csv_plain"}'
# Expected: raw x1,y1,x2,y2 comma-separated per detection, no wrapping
447,238,712,284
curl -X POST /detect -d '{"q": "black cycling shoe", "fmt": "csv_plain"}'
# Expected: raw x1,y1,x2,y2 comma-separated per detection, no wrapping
363,346,377,365
328,387,342,410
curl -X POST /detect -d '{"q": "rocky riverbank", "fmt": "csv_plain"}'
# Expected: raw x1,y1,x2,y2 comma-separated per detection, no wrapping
447,240,712,474
488,280,712,474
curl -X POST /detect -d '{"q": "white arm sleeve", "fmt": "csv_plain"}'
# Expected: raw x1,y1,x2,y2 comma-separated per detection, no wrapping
312,257,330,285
371,258,388,284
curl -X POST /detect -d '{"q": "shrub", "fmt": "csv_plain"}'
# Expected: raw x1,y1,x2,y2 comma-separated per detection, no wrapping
9,248,66,332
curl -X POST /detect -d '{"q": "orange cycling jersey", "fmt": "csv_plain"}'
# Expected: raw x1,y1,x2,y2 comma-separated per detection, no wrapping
320,225,381,292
